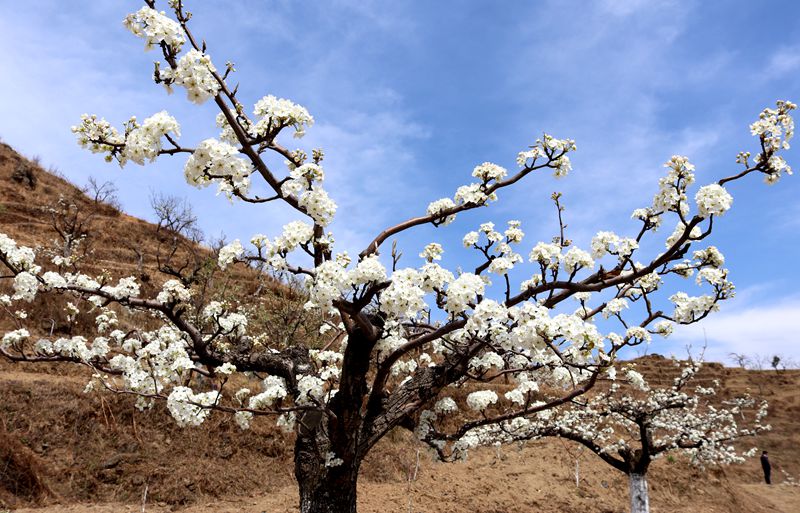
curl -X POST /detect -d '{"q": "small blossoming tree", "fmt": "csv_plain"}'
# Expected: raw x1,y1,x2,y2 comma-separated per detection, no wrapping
423,359,770,513
0,2,795,512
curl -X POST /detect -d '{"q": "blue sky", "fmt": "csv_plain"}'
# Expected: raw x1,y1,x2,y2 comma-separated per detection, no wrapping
1,0,798,364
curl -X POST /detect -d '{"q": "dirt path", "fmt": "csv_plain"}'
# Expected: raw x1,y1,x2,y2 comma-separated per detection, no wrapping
11,483,800,513
738,483,800,513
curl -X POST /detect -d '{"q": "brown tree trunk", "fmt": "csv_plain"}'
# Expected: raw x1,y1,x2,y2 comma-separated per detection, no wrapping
295,433,360,513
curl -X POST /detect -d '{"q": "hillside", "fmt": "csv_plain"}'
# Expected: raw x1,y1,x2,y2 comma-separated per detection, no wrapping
1,146,799,512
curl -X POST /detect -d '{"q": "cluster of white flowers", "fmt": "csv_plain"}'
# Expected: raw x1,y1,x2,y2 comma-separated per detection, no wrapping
324,451,344,468
72,111,180,167
693,246,725,268
123,7,185,53
245,221,316,274
160,49,221,104
218,239,244,270
541,134,577,178
421,262,454,292
97,326,198,405
750,100,795,183
434,397,459,415
1,329,29,350
167,386,219,427
351,255,388,285
253,95,315,138
379,269,426,318
157,279,192,304
652,155,695,214
504,220,524,243
562,247,594,273
13,272,39,302
602,298,628,318
463,221,524,276
472,162,507,183
0,236,42,271
516,146,543,167
184,138,252,198
669,292,718,323
696,267,727,287
124,111,181,165
298,188,337,226
590,231,638,259
419,242,444,262
454,183,497,207
71,115,124,161
278,160,337,226
275,220,316,253
695,184,733,217
248,376,288,409
95,308,118,333
296,374,327,405
466,390,498,411
234,411,253,430
469,351,505,372
504,379,539,405
444,273,486,314
665,222,702,249
631,207,663,229
652,320,674,338
101,276,141,300
281,163,322,197
529,242,561,269
217,312,248,337
625,326,651,343
426,197,457,225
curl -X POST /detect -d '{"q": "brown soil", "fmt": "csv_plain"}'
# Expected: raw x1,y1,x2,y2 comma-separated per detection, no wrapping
3,362,799,513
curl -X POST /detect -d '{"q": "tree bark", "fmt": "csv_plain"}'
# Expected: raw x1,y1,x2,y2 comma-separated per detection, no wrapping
293,319,378,513
295,433,359,513
628,472,650,513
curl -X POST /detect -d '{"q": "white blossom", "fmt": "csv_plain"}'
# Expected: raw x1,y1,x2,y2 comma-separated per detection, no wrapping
466,390,499,411
695,184,733,217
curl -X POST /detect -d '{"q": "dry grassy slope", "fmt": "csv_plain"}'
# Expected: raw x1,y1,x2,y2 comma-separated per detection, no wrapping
0,143,291,353
0,143,166,276
0,142,266,294
2,365,799,513
1,145,799,512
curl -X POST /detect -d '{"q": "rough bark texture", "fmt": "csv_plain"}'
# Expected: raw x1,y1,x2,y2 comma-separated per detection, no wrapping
628,472,650,513
295,434,359,513
294,322,375,513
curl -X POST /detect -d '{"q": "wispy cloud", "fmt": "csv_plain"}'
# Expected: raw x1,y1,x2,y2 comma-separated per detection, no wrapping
765,46,800,78
668,294,800,364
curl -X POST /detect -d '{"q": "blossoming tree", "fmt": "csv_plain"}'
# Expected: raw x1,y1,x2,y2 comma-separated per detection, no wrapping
0,2,795,512
421,359,770,513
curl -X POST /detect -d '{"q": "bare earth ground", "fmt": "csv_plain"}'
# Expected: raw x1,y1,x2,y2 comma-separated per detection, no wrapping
3,365,800,513
8,446,800,513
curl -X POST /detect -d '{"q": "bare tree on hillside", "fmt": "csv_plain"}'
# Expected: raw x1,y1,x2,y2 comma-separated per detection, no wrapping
83,176,122,211
42,194,96,270
729,352,751,369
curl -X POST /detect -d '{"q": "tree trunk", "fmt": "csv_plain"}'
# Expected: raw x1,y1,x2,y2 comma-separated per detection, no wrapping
297,469,358,513
295,431,360,513
628,472,650,513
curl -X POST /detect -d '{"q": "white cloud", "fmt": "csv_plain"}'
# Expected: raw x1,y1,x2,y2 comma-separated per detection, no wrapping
765,46,800,78
669,295,800,364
